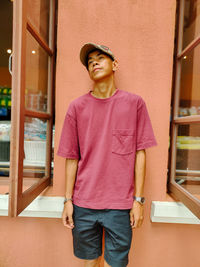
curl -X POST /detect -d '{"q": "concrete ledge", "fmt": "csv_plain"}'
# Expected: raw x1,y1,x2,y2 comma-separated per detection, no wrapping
0,195,9,216
151,201,200,224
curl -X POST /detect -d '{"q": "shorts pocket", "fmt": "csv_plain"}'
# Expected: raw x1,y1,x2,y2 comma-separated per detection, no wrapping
112,129,135,155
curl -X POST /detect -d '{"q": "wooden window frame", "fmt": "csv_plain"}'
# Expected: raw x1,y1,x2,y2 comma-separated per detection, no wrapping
168,0,200,219
8,0,57,217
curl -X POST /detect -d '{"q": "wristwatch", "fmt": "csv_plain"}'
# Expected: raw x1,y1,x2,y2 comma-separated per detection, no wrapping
63,197,73,204
133,196,145,205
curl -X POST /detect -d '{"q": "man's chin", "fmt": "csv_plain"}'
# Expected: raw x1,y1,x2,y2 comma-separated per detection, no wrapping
91,76,104,82
91,74,110,82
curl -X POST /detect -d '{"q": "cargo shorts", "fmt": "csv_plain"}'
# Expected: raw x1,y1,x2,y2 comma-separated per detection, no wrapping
72,204,132,267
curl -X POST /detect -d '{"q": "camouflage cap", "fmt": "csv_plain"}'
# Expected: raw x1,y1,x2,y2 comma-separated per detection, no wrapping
80,43,115,68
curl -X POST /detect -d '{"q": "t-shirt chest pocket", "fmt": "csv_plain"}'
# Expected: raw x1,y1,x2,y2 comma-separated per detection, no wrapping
112,129,135,155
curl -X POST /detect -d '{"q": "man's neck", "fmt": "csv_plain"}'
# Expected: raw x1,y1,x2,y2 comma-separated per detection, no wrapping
92,76,117,99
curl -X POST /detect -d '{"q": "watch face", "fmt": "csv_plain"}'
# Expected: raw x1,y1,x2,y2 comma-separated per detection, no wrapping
134,196,145,204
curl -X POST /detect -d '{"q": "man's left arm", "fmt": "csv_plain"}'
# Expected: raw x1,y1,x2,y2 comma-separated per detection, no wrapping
130,149,146,228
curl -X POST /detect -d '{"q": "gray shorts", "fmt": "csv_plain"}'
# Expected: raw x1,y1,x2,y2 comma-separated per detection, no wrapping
72,204,132,267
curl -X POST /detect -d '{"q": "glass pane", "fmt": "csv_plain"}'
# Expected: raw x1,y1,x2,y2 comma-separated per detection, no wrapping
178,45,200,117
27,0,50,44
0,0,13,211
175,124,200,200
25,31,49,112
182,0,200,49
23,117,47,193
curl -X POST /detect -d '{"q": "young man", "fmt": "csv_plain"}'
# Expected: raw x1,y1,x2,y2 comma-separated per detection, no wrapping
57,43,157,267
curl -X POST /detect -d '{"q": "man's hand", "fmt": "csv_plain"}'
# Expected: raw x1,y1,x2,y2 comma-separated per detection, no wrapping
62,201,75,229
130,201,144,228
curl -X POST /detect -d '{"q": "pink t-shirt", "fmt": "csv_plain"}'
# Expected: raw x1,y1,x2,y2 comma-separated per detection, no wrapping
57,89,157,209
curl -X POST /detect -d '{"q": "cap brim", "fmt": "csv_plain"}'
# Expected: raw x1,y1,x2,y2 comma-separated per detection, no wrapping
80,43,100,67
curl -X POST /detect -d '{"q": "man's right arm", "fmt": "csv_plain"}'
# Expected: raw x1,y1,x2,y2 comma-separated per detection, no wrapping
62,158,79,229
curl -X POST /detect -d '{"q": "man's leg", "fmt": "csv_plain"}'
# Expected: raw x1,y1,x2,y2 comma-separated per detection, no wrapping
103,209,132,267
72,205,103,265
84,256,102,267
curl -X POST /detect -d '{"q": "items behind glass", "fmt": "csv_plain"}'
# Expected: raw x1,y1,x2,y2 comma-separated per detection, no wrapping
0,86,11,121
179,106,200,116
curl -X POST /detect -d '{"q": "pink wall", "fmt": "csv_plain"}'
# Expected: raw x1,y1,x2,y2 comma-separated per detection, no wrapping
53,0,173,200
1,1,200,267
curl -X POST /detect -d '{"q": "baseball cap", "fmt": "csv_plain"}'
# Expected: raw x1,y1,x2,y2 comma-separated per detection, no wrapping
80,43,115,68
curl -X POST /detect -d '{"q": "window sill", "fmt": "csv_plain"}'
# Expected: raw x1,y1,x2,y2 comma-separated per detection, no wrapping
0,195,63,218
1,195,200,224
151,201,200,224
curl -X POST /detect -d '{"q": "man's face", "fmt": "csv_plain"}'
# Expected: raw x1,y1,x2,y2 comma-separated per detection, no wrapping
87,50,115,81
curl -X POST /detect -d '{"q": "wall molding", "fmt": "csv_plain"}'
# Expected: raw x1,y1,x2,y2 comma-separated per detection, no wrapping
0,195,200,224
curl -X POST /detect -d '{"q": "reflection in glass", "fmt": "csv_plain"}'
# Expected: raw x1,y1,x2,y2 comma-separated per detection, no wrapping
51,125,55,177
0,0,12,210
23,117,47,193
182,0,200,49
175,124,200,200
27,0,50,44
25,31,49,112
178,45,200,117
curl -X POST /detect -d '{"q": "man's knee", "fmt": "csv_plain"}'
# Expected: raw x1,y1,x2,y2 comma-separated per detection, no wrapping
84,256,102,267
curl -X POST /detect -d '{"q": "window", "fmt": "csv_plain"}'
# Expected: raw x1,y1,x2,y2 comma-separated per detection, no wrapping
0,0,57,217
168,0,200,219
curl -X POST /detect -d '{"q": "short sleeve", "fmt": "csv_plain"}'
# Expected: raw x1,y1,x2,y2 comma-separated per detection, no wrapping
57,103,80,159
136,98,157,151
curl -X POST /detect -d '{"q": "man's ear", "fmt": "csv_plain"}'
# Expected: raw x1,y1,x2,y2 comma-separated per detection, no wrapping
112,59,118,72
